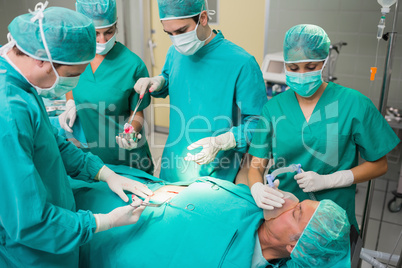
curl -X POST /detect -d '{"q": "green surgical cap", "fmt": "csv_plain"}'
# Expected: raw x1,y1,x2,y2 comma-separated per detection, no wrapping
9,5,96,65
76,0,117,29
158,0,206,20
283,24,331,63
287,200,351,268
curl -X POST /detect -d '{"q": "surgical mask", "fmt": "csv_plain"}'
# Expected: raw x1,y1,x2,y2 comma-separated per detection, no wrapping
0,4,81,99
169,18,212,56
35,72,80,98
96,33,116,55
285,58,328,98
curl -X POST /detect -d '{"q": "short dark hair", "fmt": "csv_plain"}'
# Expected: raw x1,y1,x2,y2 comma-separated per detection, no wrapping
12,46,63,69
191,14,200,24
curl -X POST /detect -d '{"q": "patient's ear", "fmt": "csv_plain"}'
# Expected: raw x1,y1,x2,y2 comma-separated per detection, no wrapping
286,243,296,254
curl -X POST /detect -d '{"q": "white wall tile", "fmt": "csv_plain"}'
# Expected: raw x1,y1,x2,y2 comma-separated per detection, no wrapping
340,0,366,12
0,0,76,44
319,0,341,10
339,11,363,33
360,11,382,34
338,33,360,54
335,55,357,75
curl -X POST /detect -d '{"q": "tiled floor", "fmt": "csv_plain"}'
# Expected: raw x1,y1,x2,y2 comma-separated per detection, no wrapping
148,132,402,267
356,159,402,268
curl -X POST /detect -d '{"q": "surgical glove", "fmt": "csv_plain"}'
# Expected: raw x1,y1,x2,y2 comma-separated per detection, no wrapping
97,166,153,201
134,76,165,99
294,170,354,192
251,181,285,210
94,195,147,233
184,132,236,165
58,99,77,133
116,136,138,151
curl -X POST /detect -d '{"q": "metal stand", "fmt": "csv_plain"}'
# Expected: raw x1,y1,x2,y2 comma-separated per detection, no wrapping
360,0,399,251
397,247,402,268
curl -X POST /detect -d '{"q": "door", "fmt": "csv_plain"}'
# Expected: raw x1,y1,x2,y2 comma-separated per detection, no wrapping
149,0,266,132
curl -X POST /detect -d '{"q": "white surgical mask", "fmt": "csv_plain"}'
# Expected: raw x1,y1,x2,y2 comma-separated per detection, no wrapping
96,33,116,55
0,4,81,98
35,73,80,98
169,16,212,56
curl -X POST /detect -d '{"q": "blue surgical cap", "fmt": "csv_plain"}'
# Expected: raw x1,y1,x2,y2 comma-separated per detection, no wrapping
76,0,117,29
8,4,96,65
287,200,351,268
284,24,331,63
158,0,207,20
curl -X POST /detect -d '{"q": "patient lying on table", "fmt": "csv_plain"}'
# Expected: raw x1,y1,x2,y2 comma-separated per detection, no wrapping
72,166,350,268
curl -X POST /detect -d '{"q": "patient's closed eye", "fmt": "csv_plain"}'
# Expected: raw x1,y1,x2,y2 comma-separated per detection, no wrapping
293,204,301,222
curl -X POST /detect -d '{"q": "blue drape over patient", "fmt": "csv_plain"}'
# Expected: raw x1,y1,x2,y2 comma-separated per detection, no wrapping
71,165,269,267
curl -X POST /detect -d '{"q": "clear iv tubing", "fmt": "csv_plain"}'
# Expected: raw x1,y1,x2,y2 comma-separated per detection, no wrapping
266,164,317,201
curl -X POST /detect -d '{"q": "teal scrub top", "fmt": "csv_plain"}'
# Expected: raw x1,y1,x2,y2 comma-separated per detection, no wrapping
71,165,272,268
0,56,104,267
249,82,400,230
73,42,153,174
152,31,267,183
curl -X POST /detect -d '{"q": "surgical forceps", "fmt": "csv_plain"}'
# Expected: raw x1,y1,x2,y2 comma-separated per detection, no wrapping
130,195,171,208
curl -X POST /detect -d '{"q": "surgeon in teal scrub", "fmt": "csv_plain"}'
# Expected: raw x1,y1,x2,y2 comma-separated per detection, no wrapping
59,0,154,174
247,24,400,231
134,0,267,182
0,3,152,267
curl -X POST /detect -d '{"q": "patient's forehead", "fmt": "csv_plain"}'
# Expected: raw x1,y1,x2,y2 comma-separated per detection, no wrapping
300,199,319,209
299,200,319,222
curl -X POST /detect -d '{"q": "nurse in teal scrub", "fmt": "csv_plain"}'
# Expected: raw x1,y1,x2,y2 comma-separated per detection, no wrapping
247,24,400,231
59,0,154,174
0,4,152,267
134,0,267,182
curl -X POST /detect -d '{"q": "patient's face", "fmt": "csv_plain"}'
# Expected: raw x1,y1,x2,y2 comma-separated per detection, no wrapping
265,200,319,243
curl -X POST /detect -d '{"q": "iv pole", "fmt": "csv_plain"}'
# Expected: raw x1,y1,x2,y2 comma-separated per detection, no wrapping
360,0,399,251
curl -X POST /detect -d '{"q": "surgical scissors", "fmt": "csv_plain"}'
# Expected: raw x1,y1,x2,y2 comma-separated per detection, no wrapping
140,201,167,207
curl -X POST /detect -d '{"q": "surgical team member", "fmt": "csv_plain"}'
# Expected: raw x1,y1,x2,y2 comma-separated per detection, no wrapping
0,3,152,267
134,0,267,182
59,0,154,174
247,24,400,231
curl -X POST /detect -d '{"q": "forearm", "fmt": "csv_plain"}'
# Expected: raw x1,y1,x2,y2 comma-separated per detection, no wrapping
56,128,103,180
130,110,144,132
248,167,264,187
350,156,388,184
65,91,74,101
247,156,269,188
